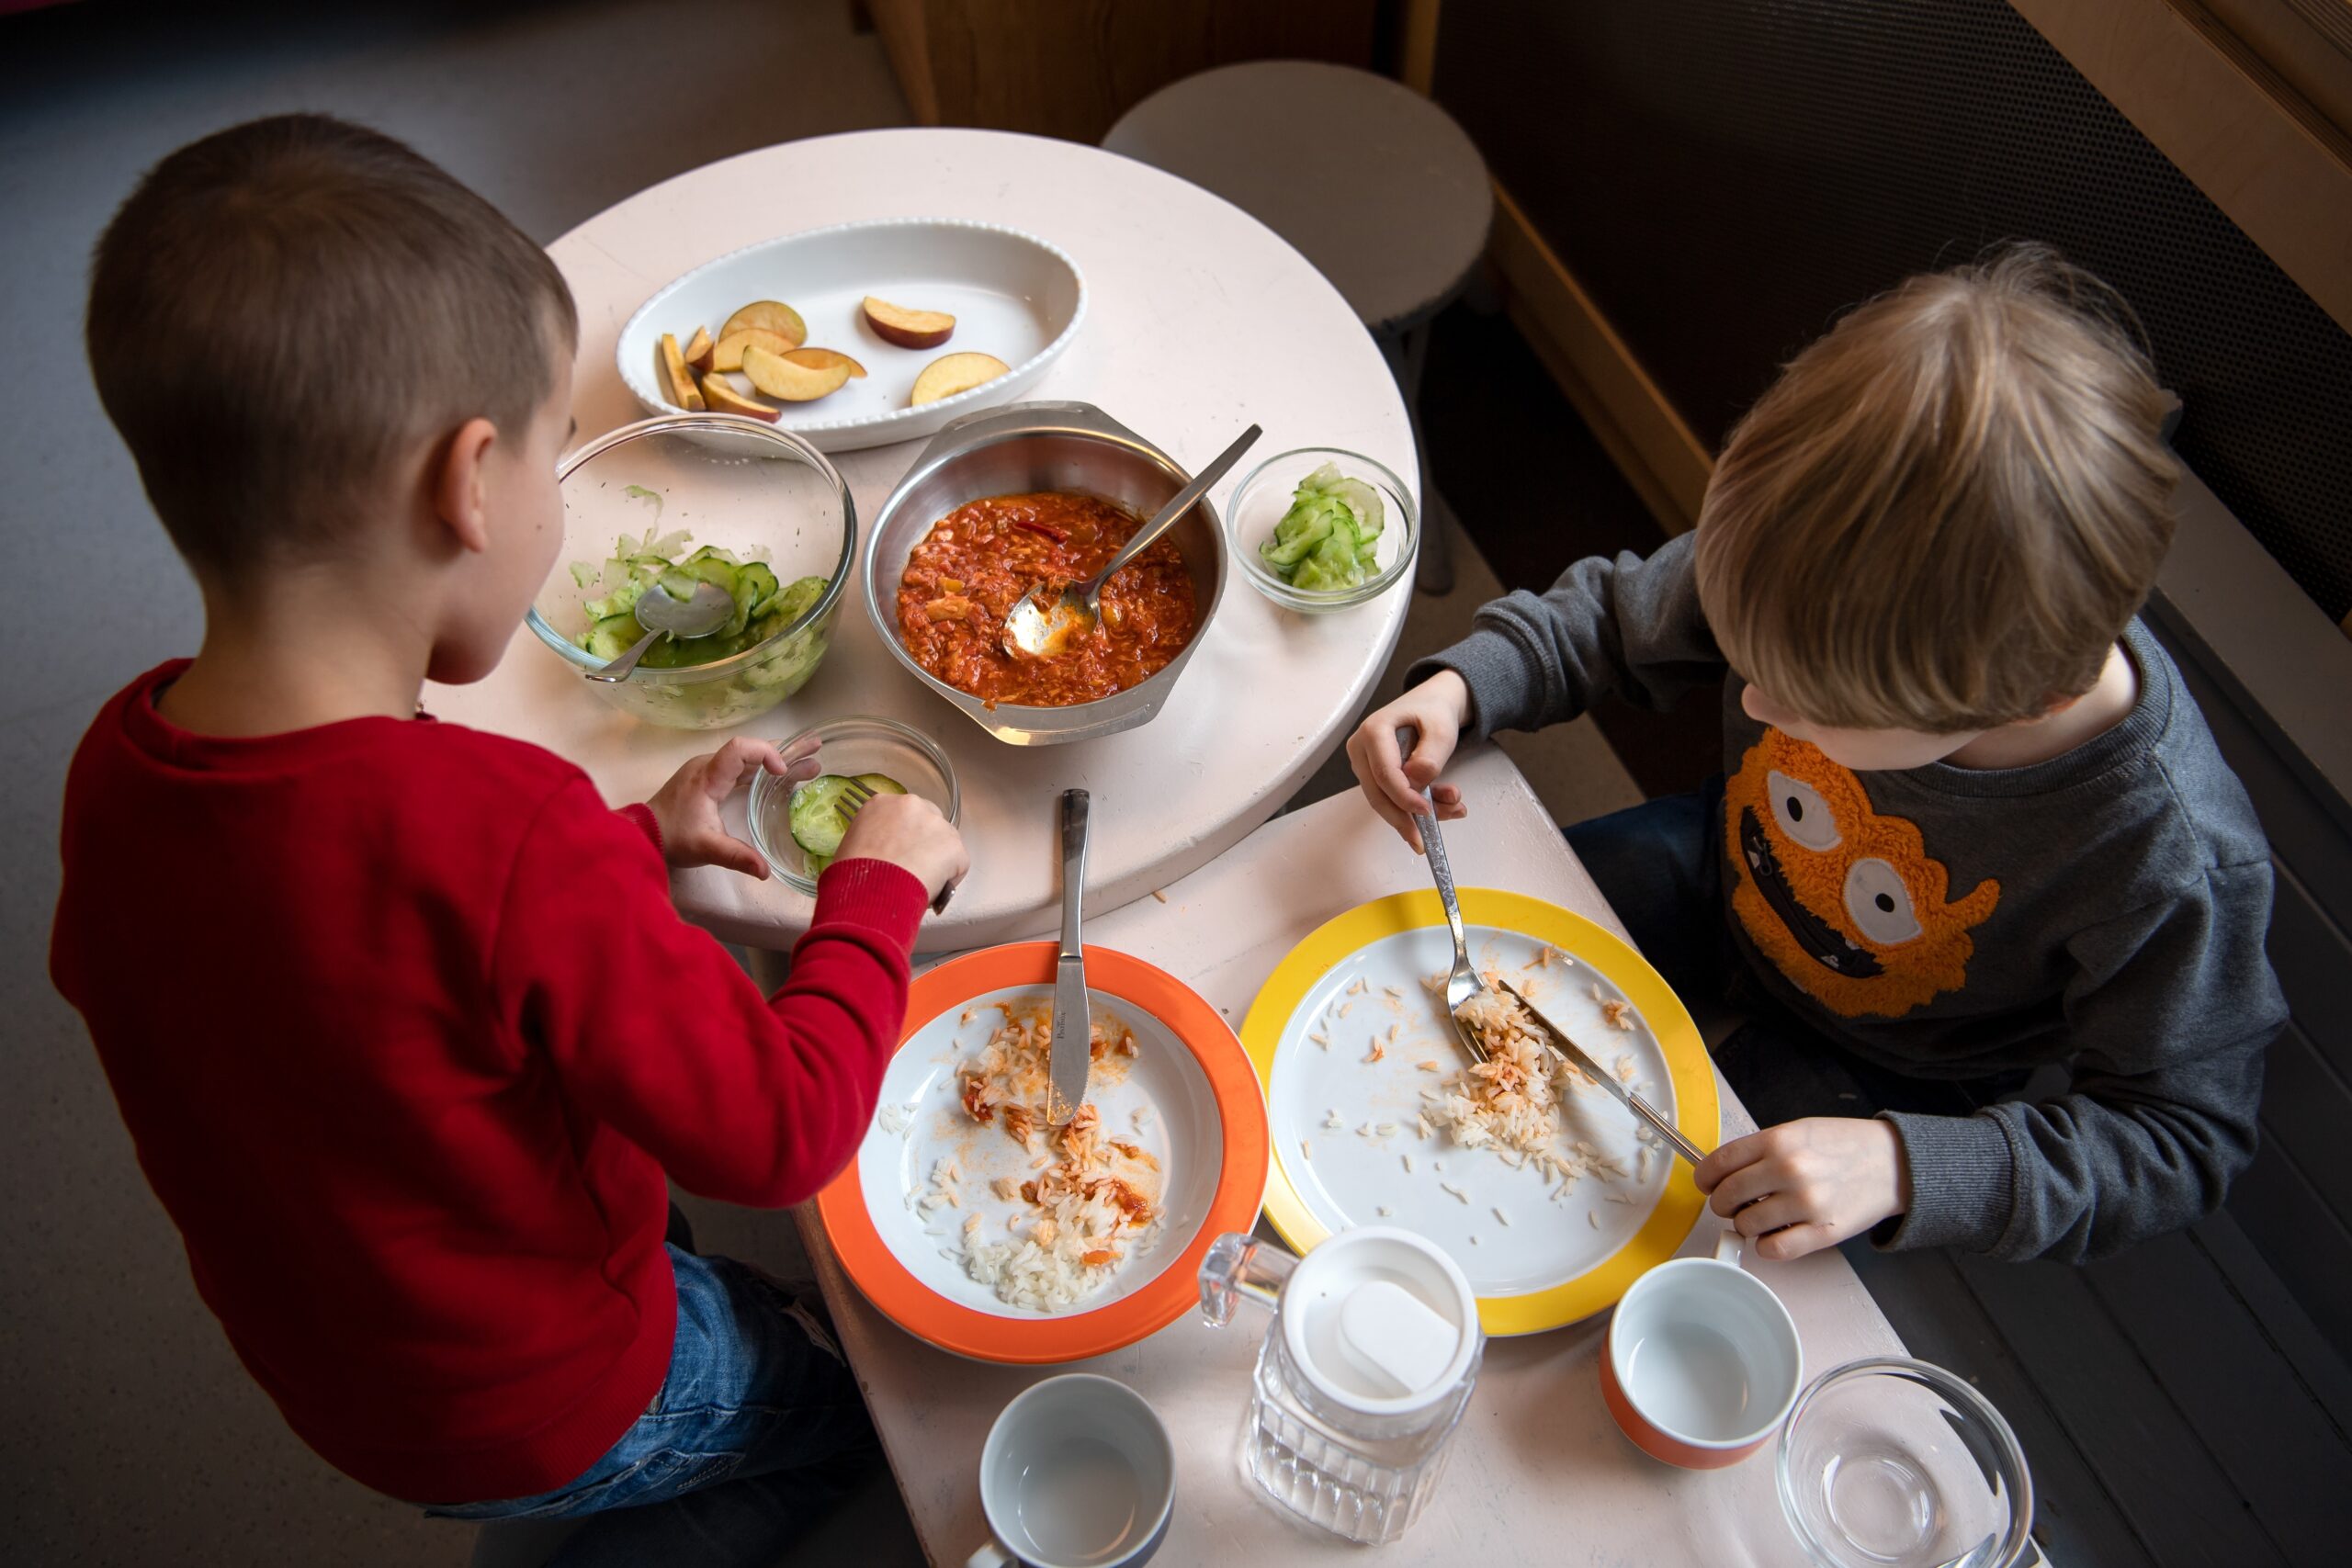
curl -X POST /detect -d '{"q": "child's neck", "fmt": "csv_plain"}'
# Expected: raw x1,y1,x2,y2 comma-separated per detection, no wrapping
157,565,435,738
1945,641,2139,771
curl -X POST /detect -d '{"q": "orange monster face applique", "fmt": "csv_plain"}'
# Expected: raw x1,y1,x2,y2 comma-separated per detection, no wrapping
1724,729,1999,1019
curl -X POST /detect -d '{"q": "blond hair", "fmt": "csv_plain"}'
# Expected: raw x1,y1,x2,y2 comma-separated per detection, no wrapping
1692,244,2178,733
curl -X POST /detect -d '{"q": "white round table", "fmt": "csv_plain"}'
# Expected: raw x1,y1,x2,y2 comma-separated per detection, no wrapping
426,129,1417,952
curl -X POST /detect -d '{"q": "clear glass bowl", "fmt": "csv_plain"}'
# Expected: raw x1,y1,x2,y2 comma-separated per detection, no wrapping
1778,1357,2033,1568
526,414,854,730
1227,446,1418,614
747,716,960,895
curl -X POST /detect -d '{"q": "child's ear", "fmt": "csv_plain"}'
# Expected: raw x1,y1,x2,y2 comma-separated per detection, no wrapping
431,417,501,554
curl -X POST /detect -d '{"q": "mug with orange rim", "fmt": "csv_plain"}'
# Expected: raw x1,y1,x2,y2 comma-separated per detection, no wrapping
1600,1229,1804,1470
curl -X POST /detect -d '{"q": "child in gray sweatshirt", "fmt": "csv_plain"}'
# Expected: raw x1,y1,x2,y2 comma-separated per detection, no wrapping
1350,246,2286,1265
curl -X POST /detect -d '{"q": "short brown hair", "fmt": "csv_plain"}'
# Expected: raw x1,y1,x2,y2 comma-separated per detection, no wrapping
1693,243,2178,732
86,114,578,573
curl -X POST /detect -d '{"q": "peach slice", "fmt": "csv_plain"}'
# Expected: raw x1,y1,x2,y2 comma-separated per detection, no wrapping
658,333,704,411
862,295,956,350
783,346,868,379
698,372,782,423
711,327,797,373
909,351,1010,406
682,325,714,375
741,343,853,401
719,300,808,349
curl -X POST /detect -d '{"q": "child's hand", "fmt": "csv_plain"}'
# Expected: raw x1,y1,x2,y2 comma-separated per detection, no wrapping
1692,1117,1910,1261
1345,671,1472,852
837,791,969,903
643,734,820,879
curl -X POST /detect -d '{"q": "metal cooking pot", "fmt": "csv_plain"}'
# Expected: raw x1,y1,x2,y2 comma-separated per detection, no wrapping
861,401,1227,745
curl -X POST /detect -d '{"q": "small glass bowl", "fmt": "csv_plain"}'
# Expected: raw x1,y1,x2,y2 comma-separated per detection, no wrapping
1777,1357,2033,1568
747,716,960,896
527,414,855,731
1227,446,1418,614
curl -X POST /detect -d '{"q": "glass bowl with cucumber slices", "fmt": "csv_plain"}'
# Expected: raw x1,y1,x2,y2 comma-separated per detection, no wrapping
1227,446,1418,614
748,716,961,895
527,414,855,730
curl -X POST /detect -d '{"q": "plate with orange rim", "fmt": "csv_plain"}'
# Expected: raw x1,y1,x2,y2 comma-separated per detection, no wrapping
1238,888,1718,1337
816,942,1269,1363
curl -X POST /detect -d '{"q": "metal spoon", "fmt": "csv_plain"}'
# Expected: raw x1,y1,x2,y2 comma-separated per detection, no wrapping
1001,423,1261,660
585,579,735,682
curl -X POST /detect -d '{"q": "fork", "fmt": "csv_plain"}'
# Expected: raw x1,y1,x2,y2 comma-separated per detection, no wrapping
1401,728,1491,1066
831,777,960,915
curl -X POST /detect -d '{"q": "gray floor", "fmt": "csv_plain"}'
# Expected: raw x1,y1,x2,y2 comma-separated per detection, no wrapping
0,5,1637,1563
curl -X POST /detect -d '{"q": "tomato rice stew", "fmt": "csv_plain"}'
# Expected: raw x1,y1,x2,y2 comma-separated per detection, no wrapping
896,491,1199,707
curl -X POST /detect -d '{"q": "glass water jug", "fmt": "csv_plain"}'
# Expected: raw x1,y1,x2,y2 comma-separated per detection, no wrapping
1199,1225,1483,1545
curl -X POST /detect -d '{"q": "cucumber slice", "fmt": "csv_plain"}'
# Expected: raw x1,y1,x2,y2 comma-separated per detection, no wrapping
737,562,780,614
764,574,828,626
786,772,911,863
788,775,861,859
804,851,832,877
583,613,642,660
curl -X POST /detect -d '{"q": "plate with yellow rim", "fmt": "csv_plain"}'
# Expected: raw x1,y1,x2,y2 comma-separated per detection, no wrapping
1238,888,1717,1336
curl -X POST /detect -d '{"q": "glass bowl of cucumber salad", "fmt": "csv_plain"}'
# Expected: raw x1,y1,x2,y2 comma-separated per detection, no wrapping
528,414,856,730
749,716,961,895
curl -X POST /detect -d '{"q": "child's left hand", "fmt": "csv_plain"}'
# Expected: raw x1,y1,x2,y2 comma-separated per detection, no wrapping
1692,1117,1910,1261
643,734,821,878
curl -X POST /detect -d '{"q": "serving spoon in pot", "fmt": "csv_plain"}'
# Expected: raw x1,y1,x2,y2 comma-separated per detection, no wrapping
585,579,736,682
1001,423,1261,660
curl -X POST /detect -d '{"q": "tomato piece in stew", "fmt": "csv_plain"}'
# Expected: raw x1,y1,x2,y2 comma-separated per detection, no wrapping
897,491,1198,707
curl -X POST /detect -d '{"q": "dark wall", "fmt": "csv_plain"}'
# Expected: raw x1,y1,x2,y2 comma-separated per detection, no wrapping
1433,0,2352,621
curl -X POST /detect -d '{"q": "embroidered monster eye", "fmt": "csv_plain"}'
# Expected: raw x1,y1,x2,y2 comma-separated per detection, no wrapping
1767,771,1842,852
1844,859,1923,945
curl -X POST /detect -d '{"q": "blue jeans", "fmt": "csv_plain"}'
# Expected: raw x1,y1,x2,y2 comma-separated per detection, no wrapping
426,1247,878,1568
1566,783,2018,1126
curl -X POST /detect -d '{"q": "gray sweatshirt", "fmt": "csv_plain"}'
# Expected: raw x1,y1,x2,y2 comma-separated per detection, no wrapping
1415,533,2288,1262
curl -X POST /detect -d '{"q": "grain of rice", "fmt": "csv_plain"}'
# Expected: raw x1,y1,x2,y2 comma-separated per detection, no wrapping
1365,1038,1386,1063
1402,1154,1415,1173
1469,1234,1481,1245
1439,1181,1469,1203
1384,985,1404,998
1301,1138,1314,1161
1418,1060,1442,1073
1376,1205,1394,1217
1309,1031,1329,1049
1494,1206,1511,1226
1377,1122,1398,1136
1588,1210,1600,1228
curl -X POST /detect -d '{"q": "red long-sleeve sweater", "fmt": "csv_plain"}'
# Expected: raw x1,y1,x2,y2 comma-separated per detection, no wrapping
50,662,926,1504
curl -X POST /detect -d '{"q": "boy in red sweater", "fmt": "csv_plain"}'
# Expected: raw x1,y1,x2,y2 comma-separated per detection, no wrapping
50,116,967,1564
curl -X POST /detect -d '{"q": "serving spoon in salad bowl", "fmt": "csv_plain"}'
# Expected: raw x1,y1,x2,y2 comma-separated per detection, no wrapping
585,579,736,682
1001,422,1261,660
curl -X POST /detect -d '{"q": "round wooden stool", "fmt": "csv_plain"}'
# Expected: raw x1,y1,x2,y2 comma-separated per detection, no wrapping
1105,61,1492,592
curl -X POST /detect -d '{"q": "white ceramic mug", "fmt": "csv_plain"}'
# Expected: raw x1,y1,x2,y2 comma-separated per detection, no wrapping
1600,1231,1804,1469
967,1374,1174,1568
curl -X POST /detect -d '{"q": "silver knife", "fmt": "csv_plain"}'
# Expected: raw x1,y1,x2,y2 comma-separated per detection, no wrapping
1047,788,1092,1127
1489,977,1706,1167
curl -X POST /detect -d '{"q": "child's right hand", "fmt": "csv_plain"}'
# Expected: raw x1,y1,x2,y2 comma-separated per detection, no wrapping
836,792,969,903
1345,671,1472,853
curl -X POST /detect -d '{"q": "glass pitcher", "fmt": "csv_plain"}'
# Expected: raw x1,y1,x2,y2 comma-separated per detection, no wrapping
1199,1225,1483,1545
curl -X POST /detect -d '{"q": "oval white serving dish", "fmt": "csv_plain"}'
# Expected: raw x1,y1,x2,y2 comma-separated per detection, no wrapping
616,217,1087,453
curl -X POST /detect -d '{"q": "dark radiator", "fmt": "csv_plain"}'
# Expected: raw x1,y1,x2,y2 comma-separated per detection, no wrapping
1433,0,2352,620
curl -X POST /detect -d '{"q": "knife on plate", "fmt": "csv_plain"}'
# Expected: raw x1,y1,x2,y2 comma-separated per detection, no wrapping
1047,788,1092,1127
1488,977,1707,1167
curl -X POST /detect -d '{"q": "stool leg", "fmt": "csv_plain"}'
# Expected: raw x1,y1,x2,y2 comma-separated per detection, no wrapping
1381,323,1453,596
